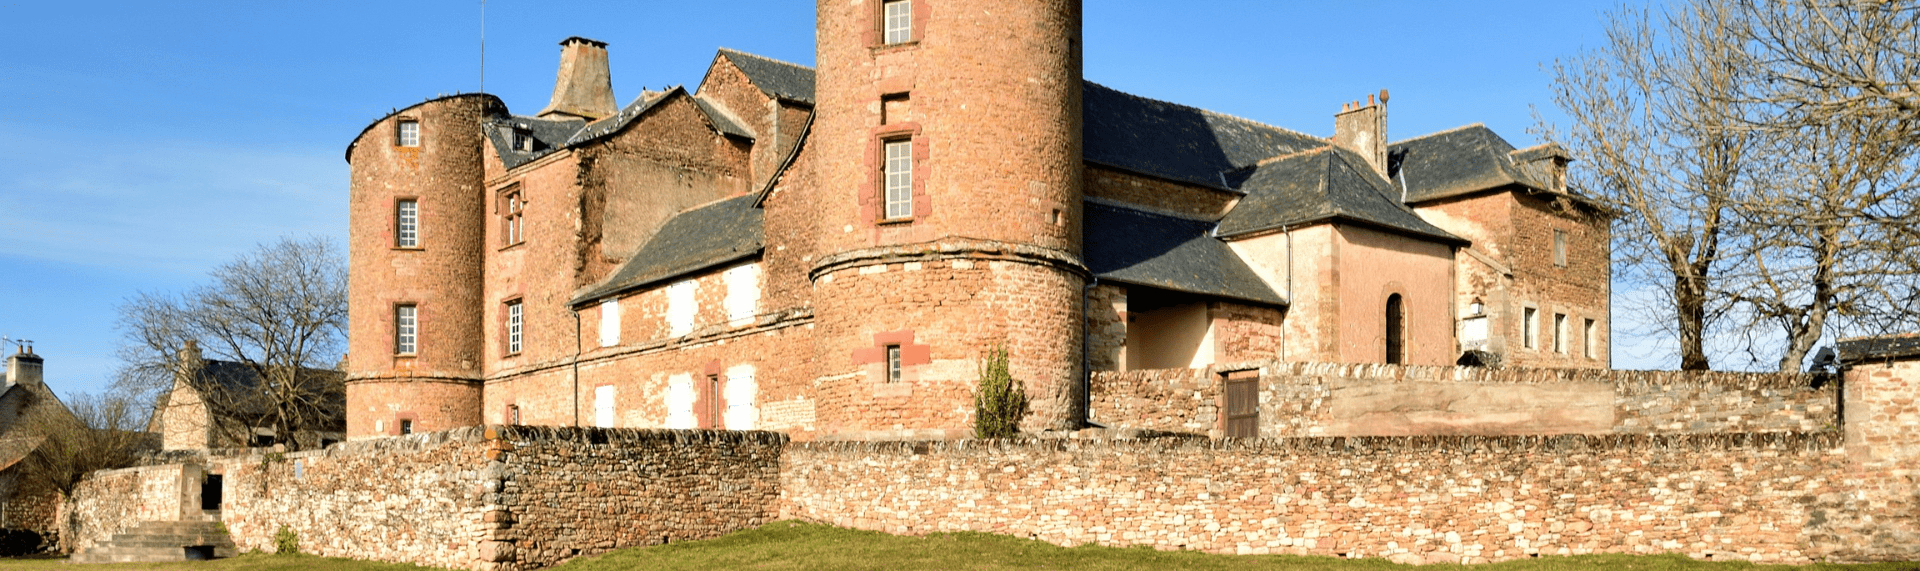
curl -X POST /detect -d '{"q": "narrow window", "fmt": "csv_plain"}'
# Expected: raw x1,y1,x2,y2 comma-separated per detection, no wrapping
1553,313,1568,354
395,199,419,248
1384,294,1405,364
395,304,417,355
1553,230,1568,267
1522,307,1538,350
598,299,621,347
1583,318,1598,359
508,404,521,425
396,120,420,147
502,190,525,246
883,139,913,220
506,300,523,354
883,0,913,44
885,344,903,383
399,419,414,435
705,374,722,429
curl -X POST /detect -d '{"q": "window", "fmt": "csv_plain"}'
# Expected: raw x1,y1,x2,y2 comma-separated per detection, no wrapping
724,264,761,326
396,120,420,147
512,128,533,152
502,190,525,246
724,365,758,430
399,419,414,435
1522,306,1538,350
1384,294,1405,365
883,139,913,219
1584,318,1598,359
395,304,417,355
1553,230,1568,267
396,199,419,248
507,404,521,425
506,300,523,354
599,299,620,347
667,280,698,337
886,344,903,383
1553,313,1568,354
594,385,616,428
883,0,912,44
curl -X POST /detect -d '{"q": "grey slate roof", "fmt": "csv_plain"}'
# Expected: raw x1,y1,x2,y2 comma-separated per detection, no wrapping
1085,202,1285,306
1217,147,1464,244
1388,124,1541,203
484,115,588,171
573,193,765,305
1083,82,1325,190
1837,335,1920,363
186,360,346,431
562,89,676,147
693,96,757,139
717,48,817,105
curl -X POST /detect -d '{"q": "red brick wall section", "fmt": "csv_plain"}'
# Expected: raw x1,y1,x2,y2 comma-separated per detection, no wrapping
1211,302,1284,363
345,378,482,439
1827,357,1920,559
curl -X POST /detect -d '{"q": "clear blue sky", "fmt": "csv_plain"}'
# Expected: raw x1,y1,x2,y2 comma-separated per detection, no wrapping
0,0,1655,400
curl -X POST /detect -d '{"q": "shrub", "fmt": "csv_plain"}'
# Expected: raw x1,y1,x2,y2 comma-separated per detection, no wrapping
274,525,299,555
972,344,1028,439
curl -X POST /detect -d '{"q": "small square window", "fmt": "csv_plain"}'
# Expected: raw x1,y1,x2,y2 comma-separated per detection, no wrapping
399,419,414,435
396,199,419,248
1553,230,1568,267
395,304,417,355
885,344,903,383
396,120,420,147
883,139,913,220
883,0,912,44
512,128,533,152
506,300,523,355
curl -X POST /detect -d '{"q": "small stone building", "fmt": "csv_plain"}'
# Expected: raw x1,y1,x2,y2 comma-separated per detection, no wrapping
0,347,79,541
343,0,1611,442
148,343,344,451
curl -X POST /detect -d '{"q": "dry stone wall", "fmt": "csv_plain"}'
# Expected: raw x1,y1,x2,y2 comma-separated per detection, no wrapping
62,463,197,552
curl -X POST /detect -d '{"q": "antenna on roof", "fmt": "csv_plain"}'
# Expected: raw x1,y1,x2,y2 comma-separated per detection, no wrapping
479,0,487,94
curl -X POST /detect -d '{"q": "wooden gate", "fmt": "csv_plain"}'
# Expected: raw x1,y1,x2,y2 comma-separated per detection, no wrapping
1223,370,1259,438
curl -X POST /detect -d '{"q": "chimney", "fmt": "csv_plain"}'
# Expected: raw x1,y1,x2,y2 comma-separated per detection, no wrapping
538,37,617,121
1333,89,1390,177
6,345,42,389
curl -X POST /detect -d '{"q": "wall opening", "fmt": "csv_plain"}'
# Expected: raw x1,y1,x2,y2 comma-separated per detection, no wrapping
200,474,223,512
1123,287,1214,370
1385,294,1405,364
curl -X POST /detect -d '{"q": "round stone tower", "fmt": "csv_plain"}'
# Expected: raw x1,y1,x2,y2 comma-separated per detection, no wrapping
343,94,501,439
807,0,1087,438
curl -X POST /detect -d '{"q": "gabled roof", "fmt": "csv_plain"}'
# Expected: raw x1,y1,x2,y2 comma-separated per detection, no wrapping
1837,334,1920,363
1389,124,1541,203
573,193,765,305
693,96,756,139
715,48,816,105
485,87,761,171
1083,82,1325,190
183,360,346,427
1217,146,1464,244
1085,202,1285,306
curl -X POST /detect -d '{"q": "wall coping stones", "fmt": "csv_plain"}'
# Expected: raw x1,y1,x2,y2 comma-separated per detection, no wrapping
789,430,1843,456
1106,360,1820,391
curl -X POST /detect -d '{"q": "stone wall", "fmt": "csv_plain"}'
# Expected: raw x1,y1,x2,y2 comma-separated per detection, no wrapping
63,463,198,552
782,432,1851,564
1091,362,1833,438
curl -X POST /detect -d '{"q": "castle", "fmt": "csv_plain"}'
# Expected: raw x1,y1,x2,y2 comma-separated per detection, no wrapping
343,0,1610,442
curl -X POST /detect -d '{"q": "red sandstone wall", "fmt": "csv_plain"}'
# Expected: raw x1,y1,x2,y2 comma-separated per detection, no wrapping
1333,225,1455,366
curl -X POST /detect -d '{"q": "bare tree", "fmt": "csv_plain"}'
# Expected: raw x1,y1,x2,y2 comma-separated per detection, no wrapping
15,392,148,500
1543,1,1769,370
116,236,347,451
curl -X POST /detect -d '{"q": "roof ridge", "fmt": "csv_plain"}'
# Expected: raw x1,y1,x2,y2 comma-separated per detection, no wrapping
1389,122,1489,146
1084,80,1326,143
1250,145,1334,169
717,47,815,71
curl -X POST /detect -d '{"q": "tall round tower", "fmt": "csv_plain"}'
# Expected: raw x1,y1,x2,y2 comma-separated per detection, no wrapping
807,0,1087,437
343,94,500,439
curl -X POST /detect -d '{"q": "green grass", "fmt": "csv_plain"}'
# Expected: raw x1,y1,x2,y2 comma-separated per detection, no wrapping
0,552,444,570
552,521,1920,571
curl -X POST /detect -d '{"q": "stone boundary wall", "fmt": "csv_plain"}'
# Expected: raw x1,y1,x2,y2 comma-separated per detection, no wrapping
782,432,1864,564
62,463,196,552
204,426,781,571
1091,362,1834,438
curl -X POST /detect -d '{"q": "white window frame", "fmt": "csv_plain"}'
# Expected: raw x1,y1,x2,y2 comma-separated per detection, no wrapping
506,300,523,354
396,199,419,248
1553,312,1568,355
397,120,420,147
886,344,903,384
512,128,533,152
1522,306,1538,350
883,139,913,219
598,299,621,347
883,0,913,44
503,191,525,246
395,304,417,355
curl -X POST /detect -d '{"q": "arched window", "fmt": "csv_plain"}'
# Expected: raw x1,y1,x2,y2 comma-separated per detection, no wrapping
1385,294,1405,364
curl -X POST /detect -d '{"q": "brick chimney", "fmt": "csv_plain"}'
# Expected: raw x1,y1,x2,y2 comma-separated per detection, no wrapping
1333,89,1390,177
538,37,617,121
6,344,42,389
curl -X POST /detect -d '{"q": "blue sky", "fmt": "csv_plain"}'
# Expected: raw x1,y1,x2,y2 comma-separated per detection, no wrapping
0,0,1660,400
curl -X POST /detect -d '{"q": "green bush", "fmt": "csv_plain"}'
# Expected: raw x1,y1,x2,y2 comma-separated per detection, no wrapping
972,344,1028,439
273,525,299,555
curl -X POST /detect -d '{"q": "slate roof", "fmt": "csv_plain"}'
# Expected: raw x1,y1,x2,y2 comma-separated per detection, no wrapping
1084,202,1285,306
1217,146,1464,244
717,48,817,105
693,96,757,139
185,360,347,429
1083,82,1326,190
573,193,765,305
484,115,588,171
1837,335,1920,363
1388,124,1542,203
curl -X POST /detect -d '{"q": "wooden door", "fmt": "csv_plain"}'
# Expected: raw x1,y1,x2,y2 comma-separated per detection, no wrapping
1223,370,1259,438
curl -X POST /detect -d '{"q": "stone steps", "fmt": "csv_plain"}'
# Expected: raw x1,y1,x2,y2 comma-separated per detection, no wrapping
69,518,237,564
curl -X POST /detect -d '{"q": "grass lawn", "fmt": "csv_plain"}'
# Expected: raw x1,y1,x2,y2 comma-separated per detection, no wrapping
553,521,1920,571
11,522,1917,571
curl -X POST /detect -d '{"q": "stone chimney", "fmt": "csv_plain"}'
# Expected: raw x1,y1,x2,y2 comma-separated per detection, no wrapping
6,345,42,389
538,37,617,121
1333,89,1390,177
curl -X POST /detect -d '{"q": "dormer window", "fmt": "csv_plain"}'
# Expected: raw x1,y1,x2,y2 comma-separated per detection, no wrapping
512,127,534,152
396,119,420,147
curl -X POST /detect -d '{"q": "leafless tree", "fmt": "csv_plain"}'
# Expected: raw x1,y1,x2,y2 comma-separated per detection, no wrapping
1543,1,1769,370
115,236,347,451
14,392,148,500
